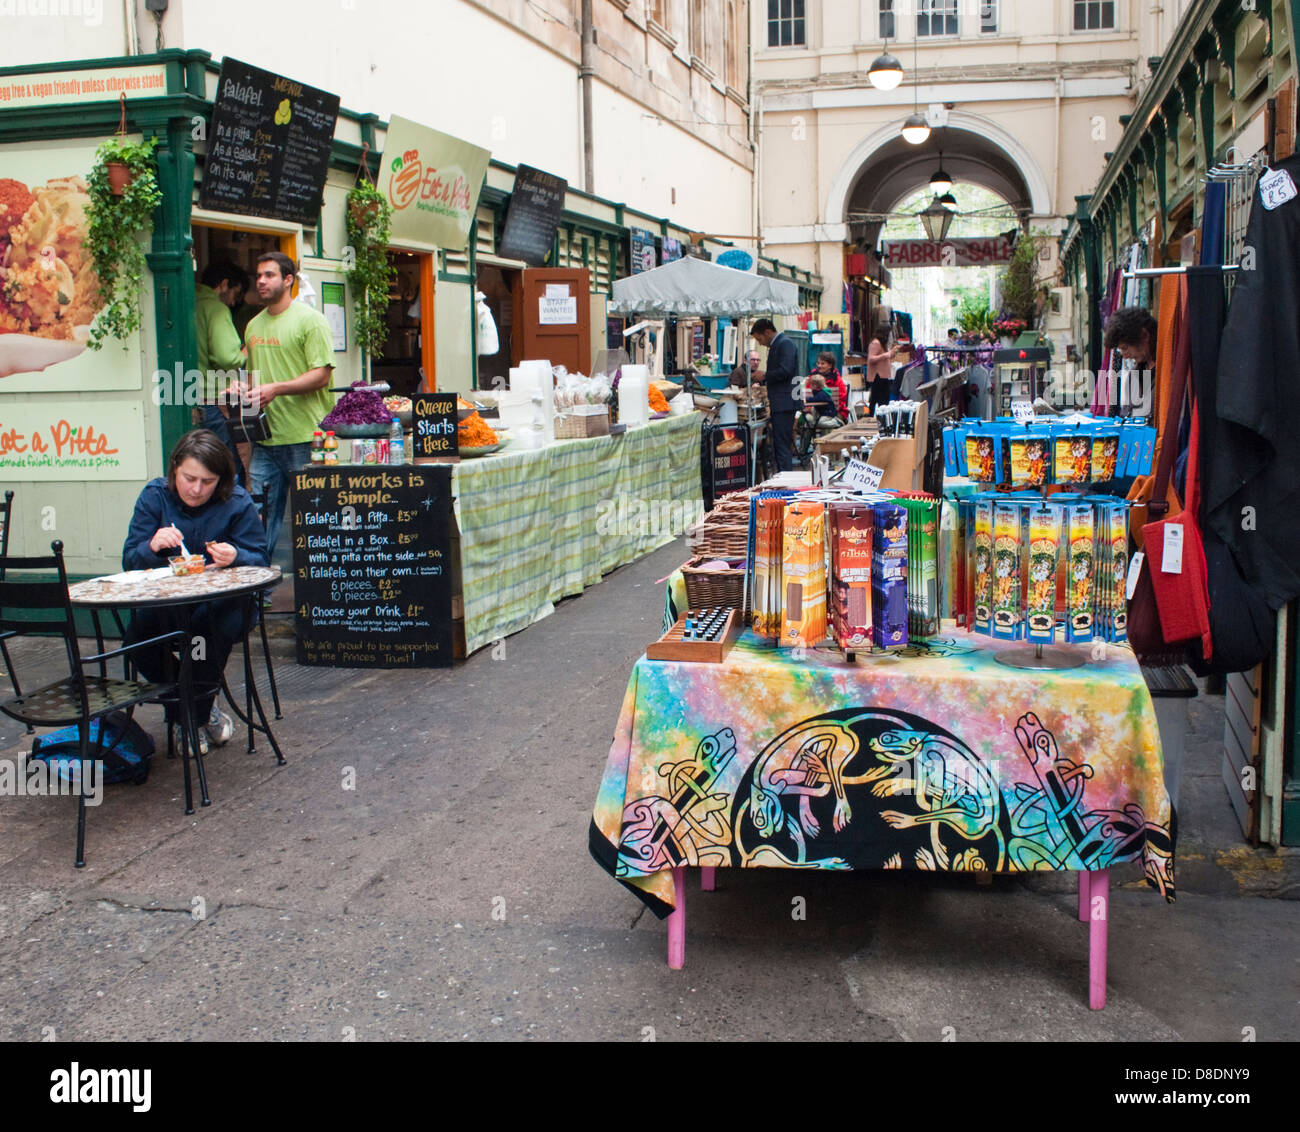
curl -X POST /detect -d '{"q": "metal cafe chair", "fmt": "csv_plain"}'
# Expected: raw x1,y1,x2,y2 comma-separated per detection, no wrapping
0,541,201,868
0,490,27,722
240,488,282,719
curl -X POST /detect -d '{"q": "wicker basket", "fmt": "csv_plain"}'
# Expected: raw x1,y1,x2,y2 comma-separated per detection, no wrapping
692,523,750,558
554,405,610,439
682,557,748,615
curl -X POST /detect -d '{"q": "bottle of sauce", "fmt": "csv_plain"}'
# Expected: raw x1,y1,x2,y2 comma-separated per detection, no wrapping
311,430,325,463
323,430,338,464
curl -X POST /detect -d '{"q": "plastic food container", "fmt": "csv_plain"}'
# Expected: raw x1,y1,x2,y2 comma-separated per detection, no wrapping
170,554,206,576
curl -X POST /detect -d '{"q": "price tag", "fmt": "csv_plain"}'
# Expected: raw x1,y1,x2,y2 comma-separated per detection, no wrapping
1260,167,1298,211
1127,551,1144,599
1161,524,1184,574
1011,400,1034,424
843,458,884,493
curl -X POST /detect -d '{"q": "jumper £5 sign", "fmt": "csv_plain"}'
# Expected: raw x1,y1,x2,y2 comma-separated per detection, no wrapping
882,236,1015,268
378,115,490,251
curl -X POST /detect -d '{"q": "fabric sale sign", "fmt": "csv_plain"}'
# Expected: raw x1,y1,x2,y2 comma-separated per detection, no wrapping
0,402,146,480
378,116,490,251
882,236,1015,268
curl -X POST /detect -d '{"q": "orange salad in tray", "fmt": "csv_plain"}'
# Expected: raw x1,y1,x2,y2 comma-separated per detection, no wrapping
648,384,670,413
458,412,498,447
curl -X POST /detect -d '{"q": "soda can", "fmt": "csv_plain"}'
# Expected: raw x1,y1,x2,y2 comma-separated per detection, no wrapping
376,437,390,464
356,439,377,464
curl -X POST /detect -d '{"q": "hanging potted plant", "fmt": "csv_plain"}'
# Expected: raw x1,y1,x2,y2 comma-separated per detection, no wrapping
84,132,162,350
345,178,398,375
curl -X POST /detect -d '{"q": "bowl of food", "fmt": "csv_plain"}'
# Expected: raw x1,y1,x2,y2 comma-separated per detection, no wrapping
383,395,413,429
169,554,207,577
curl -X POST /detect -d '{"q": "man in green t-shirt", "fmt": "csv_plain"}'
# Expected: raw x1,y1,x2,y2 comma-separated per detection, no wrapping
234,251,335,557
194,262,249,486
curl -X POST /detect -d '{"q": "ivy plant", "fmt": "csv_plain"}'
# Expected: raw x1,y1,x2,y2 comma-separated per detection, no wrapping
84,134,162,350
345,180,397,366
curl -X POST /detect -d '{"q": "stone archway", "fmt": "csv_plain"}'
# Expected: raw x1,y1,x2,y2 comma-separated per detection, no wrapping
824,109,1054,229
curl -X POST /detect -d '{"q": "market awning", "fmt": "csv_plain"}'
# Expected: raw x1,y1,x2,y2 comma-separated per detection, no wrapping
609,254,801,317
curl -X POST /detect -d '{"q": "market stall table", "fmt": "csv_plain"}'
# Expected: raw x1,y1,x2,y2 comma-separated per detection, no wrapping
453,413,701,655
590,624,1173,1009
70,565,286,810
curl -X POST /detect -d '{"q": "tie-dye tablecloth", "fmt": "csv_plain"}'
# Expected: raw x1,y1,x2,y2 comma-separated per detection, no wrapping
590,625,1173,916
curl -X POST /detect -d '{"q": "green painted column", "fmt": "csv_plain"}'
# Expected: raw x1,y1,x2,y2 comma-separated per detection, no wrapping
145,115,197,461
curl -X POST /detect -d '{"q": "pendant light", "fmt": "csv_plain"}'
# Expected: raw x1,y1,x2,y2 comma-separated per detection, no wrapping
929,135,952,195
868,5,904,91
939,191,959,211
900,31,930,145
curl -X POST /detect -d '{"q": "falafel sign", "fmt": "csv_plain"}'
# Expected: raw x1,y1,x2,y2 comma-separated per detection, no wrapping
378,115,490,251
199,58,340,225
0,402,146,480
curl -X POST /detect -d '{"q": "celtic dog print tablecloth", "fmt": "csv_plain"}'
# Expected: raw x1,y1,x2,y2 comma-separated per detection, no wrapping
590,624,1173,917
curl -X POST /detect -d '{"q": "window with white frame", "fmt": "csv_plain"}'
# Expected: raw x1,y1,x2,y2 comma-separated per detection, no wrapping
980,1,998,34
878,0,895,40
1073,1,1116,31
917,0,958,37
767,0,806,47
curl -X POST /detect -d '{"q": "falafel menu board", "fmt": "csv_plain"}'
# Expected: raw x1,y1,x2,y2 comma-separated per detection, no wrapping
199,58,341,225
291,466,454,668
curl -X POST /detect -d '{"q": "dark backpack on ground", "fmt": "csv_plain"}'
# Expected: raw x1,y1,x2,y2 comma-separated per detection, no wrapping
30,711,156,787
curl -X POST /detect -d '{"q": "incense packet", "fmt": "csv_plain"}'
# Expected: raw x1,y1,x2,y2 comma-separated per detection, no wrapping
1066,503,1096,643
1025,504,1062,644
966,432,997,483
991,502,1023,639
1108,500,1129,642
781,502,827,648
1091,427,1121,484
872,503,908,649
1054,428,1093,485
973,497,994,634
830,503,872,649
1008,427,1051,489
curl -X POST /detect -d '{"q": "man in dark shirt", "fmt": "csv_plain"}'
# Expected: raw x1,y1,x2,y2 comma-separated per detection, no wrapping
751,318,798,472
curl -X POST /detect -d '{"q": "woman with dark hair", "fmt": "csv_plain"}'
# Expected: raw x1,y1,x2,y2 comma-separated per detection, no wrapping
122,429,269,752
867,327,899,413
811,351,848,418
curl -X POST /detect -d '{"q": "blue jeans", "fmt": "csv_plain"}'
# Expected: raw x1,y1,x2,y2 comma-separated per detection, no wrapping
199,405,246,488
249,442,312,558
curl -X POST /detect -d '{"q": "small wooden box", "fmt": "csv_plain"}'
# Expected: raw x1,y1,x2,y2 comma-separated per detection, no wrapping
646,608,740,663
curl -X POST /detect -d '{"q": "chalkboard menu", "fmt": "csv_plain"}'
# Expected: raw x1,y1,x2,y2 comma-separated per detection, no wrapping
291,466,453,668
498,164,567,266
200,57,341,225
630,228,657,274
412,393,458,461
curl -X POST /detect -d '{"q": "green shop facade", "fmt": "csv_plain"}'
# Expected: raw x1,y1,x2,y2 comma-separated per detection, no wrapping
0,49,821,580
1060,0,1300,848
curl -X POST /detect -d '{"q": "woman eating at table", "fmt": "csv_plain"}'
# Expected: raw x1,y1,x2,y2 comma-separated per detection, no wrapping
122,429,269,754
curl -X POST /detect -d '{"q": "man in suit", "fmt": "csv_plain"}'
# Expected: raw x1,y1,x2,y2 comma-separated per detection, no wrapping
751,319,798,472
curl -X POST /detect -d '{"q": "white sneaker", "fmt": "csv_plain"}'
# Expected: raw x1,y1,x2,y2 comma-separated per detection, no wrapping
196,727,210,757
205,707,234,747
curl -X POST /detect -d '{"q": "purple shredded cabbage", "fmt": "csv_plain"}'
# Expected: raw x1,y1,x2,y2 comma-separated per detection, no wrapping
320,382,393,428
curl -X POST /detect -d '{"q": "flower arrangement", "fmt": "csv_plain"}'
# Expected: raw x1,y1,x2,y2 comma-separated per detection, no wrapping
993,317,1027,338
694,352,719,374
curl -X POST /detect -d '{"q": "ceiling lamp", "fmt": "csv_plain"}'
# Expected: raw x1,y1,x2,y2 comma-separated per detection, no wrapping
899,32,930,144
901,112,931,145
929,165,953,195
920,196,954,242
868,51,904,91
939,191,959,211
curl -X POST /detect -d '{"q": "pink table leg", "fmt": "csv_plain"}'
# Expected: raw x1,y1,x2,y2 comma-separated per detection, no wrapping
701,866,716,892
667,866,686,970
1077,869,1091,922
1088,870,1109,1010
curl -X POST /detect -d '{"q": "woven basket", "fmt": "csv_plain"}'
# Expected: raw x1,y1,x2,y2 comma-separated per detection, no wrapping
554,405,610,439
693,523,750,558
682,557,748,615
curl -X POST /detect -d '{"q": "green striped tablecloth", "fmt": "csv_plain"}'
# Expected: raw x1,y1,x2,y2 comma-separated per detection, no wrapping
452,413,703,655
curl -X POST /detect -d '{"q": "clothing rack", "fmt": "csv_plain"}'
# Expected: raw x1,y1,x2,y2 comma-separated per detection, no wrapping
1121,264,1242,280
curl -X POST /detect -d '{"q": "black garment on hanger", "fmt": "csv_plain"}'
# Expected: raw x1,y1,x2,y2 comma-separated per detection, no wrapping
1204,152,1300,611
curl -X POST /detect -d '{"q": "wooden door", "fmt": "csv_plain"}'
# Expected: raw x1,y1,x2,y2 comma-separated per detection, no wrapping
512,268,591,374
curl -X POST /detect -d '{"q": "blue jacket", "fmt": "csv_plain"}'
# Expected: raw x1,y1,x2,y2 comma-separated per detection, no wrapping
123,479,270,570
764,332,799,412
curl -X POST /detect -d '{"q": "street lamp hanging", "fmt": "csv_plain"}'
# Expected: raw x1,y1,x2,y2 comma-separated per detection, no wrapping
939,191,959,211
868,10,904,91
929,140,952,194
920,197,954,242
899,31,930,144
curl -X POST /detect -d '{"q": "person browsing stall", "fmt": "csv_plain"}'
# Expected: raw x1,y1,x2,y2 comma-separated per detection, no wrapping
751,318,799,472
729,349,761,390
811,351,848,419
230,251,335,564
867,327,899,413
122,430,270,754
195,261,250,487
